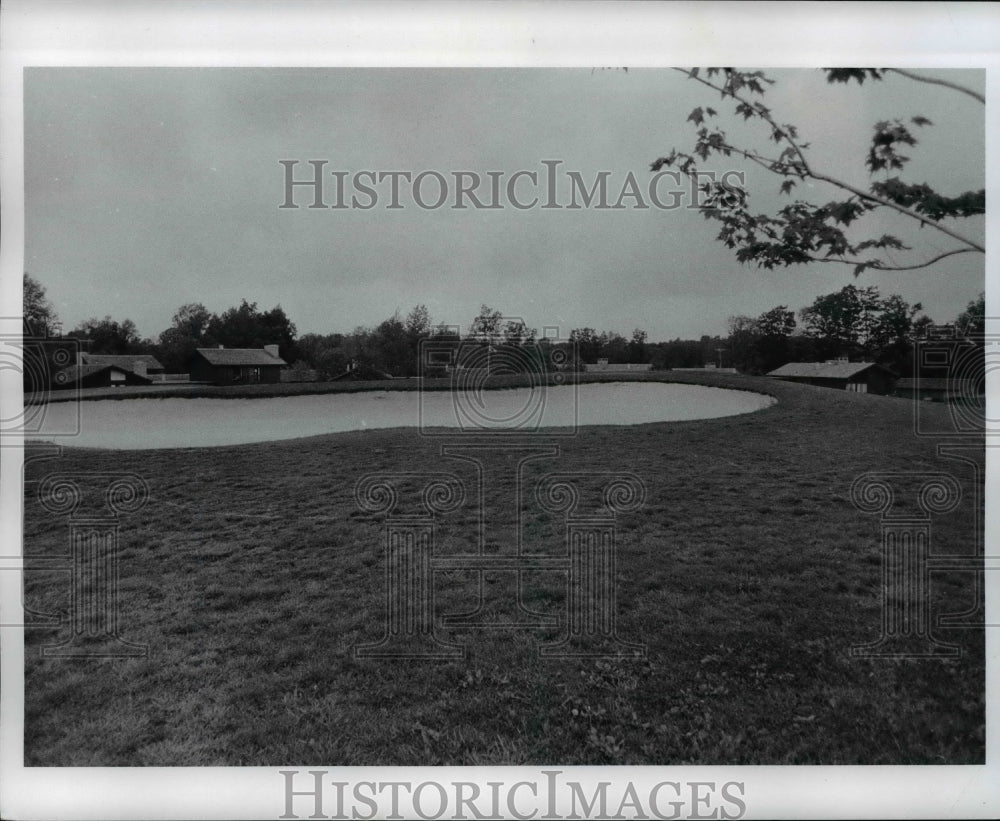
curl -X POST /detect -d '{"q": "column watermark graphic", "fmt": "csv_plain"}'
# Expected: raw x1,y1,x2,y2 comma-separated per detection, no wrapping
850,318,995,659
26,471,150,658
849,473,963,658
353,337,648,659
353,464,648,660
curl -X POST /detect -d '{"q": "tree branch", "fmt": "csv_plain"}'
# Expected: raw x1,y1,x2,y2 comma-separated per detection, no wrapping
673,67,986,255
804,246,977,272
885,68,985,104
674,69,815,177
807,170,985,253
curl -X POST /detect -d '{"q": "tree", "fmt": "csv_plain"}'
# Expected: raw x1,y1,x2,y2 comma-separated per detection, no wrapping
756,305,796,338
68,316,142,355
871,293,927,375
799,284,927,368
468,304,504,344
403,304,434,374
652,68,985,276
171,303,212,340
569,328,602,365
870,294,924,350
203,299,298,361
23,273,58,336
373,312,410,377
726,314,759,372
502,319,535,347
296,332,349,379
799,285,882,358
753,305,797,374
627,329,649,363
601,331,629,363
955,292,985,337
405,304,432,339
157,303,212,372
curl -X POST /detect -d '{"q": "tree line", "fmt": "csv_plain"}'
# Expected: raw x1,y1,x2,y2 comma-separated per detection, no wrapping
726,287,984,376
23,273,984,381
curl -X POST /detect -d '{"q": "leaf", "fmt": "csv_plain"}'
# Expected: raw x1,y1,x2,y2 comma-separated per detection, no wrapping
911,115,933,127
780,180,796,195
687,107,705,126
824,68,884,85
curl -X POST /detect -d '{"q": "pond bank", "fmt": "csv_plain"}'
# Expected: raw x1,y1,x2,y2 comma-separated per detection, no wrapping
29,380,776,449
32,370,769,404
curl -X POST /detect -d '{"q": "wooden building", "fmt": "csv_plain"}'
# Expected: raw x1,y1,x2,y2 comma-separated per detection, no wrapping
893,377,984,403
81,353,164,379
190,345,286,385
53,363,154,389
767,360,897,395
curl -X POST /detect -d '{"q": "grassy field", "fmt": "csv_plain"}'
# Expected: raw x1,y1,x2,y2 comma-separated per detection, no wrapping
23,373,984,765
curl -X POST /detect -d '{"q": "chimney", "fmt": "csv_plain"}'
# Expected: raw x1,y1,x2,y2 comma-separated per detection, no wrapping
264,344,279,359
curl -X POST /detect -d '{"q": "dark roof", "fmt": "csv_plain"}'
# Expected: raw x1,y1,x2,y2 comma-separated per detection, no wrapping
82,353,164,371
768,361,896,380
196,347,286,366
53,363,148,386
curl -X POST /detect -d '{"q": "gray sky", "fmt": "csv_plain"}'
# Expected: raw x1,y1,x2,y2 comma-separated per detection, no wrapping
24,67,985,341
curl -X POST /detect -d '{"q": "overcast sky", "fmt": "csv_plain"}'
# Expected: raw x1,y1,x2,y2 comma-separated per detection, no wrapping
24,67,984,341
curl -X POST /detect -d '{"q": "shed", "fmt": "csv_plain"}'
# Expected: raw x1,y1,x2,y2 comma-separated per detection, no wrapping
581,362,653,373
54,363,153,389
81,353,164,378
894,377,984,403
190,345,286,385
767,360,897,395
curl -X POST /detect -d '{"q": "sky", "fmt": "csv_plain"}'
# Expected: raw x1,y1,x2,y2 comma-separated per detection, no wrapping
24,67,985,342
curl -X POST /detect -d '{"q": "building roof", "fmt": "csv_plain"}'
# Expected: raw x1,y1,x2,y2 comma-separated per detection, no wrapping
767,361,896,380
53,363,147,386
196,347,287,366
82,353,164,371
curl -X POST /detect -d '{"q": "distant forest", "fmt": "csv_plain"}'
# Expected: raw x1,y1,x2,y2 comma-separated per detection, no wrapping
24,273,985,380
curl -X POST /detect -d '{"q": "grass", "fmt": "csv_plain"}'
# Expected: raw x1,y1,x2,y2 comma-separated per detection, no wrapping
22,372,985,765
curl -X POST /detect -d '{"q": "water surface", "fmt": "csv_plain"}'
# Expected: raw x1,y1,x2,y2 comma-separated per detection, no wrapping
31,381,775,449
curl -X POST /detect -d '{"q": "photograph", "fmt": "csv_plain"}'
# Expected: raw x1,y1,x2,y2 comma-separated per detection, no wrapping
2,2,996,820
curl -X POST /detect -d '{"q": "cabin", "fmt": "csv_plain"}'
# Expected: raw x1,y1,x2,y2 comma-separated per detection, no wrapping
582,359,653,373
190,345,286,385
80,353,164,379
893,377,984,403
53,363,153,389
51,351,164,389
767,360,897,395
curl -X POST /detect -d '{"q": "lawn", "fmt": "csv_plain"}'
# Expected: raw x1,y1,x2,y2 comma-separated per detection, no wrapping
22,372,985,765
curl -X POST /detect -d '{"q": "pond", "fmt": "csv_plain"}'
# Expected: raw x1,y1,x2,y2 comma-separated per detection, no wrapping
30,381,775,449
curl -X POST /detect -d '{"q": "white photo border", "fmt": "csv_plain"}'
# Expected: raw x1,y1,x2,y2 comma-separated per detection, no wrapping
1,1,997,819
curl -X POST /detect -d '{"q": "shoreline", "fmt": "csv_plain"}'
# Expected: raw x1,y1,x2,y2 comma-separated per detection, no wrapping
28,370,777,405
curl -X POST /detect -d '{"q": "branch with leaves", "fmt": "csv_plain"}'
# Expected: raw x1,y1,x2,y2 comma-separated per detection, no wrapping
652,68,985,276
